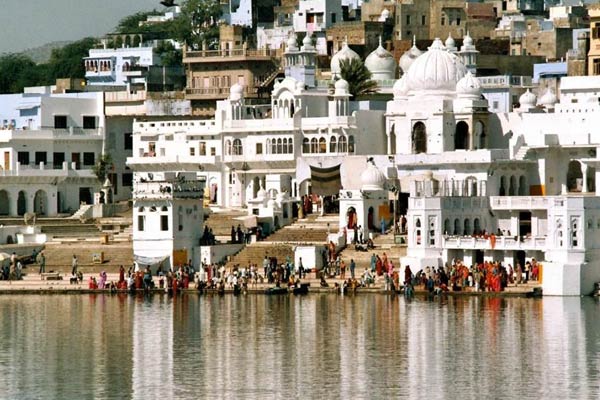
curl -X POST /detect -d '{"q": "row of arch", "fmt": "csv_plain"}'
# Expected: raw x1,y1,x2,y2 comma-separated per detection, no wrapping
272,97,299,119
409,121,486,154
443,217,484,236
266,138,294,154
85,60,112,73
498,175,527,196
225,139,243,156
302,136,355,154
0,189,47,216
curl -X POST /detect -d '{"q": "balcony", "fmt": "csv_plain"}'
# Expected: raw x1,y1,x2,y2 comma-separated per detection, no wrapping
185,86,260,100
132,180,204,200
0,162,96,178
442,235,547,251
127,155,219,167
0,127,103,142
105,90,147,103
183,48,278,63
489,196,550,210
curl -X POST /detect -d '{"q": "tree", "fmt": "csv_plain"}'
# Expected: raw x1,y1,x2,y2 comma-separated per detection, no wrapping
176,0,222,50
339,58,378,98
114,11,159,33
46,38,98,81
0,54,40,93
92,154,113,182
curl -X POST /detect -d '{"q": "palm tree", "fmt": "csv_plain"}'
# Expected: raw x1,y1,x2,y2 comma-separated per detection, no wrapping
339,58,378,98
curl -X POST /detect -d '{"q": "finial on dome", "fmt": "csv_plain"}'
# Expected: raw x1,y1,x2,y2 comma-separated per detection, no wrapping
413,35,416,47
378,36,382,47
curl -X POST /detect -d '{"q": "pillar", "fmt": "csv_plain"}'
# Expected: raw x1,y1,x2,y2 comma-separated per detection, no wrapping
582,163,588,193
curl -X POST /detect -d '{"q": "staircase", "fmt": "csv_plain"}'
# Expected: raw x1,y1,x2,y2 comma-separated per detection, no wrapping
69,204,93,220
42,222,103,242
42,242,134,274
264,214,336,244
337,231,407,271
514,146,529,160
203,208,248,242
224,242,295,269
259,67,283,88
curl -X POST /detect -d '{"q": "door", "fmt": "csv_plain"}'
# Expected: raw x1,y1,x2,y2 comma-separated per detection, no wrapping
71,153,80,169
79,188,92,205
3,152,9,170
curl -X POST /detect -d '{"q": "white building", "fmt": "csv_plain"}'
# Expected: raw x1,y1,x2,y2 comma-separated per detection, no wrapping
387,38,600,296
0,89,106,216
293,0,343,55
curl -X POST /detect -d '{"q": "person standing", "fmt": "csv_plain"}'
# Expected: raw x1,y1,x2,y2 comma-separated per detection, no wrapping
71,255,78,276
38,252,46,275
350,259,356,279
298,257,304,279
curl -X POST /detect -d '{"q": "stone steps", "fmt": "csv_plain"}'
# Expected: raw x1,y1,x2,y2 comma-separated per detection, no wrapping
224,243,295,269
203,209,247,236
41,242,133,273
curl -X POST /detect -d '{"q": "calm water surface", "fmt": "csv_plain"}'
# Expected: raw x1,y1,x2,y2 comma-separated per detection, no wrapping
0,294,599,399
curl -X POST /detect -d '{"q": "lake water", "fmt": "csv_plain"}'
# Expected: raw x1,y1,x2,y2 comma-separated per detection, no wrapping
0,293,599,399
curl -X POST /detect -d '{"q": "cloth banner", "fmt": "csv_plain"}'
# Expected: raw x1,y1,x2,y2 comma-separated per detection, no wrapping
310,164,341,196
134,254,169,267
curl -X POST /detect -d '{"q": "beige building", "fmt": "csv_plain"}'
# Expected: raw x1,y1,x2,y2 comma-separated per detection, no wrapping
183,26,281,117
510,19,573,61
327,21,390,59
429,1,496,40
588,6,600,76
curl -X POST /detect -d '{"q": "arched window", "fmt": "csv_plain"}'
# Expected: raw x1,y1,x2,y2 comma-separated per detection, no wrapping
499,176,506,196
330,136,337,153
455,121,470,150
454,218,460,235
464,219,471,236
225,140,232,156
518,176,527,196
319,137,326,153
509,175,516,196
339,136,348,152
348,135,355,154
444,218,450,235
412,122,427,154
310,138,318,153
287,138,293,154
161,206,168,212
233,139,243,155
277,138,283,154
474,218,481,235
303,138,310,153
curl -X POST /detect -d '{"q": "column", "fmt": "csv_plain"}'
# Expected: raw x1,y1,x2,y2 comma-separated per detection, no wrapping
582,163,588,193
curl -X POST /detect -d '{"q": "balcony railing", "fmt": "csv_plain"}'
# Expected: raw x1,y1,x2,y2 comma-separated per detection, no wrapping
185,86,259,98
489,196,549,210
132,180,204,199
184,48,278,59
442,235,547,251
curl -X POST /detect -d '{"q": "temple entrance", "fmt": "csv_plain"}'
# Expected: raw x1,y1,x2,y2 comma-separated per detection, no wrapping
412,122,427,154
367,206,374,230
455,121,469,150
0,190,9,215
346,207,357,229
519,211,532,236
33,190,47,216
17,191,27,216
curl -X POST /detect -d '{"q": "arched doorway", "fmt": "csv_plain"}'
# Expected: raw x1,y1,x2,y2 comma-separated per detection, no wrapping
499,176,506,196
454,218,460,235
412,122,427,154
508,176,517,196
34,190,47,216
455,121,469,150
464,218,471,236
17,191,27,216
587,166,596,193
567,161,583,192
0,190,9,215
518,176,527,196
367,206,374,230
346,207,357,229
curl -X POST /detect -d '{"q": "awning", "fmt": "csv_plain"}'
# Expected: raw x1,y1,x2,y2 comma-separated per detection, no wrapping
134,254,169,266
310,164,341,196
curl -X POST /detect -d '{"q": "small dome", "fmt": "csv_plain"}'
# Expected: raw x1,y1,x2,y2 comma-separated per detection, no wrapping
230,83,244,101
399,40,423,74
393,76,409,100
445,33,456,50
287,33,298,52
331,41,361,77
380,8,390,21
538,88,557,107
302,35,311,46
463,32,473,47
365,38,397,80
404,38,467,94
519,89,537,109
456,71,481,98
334,78,350,96
256,186,267,200
360,161,386,191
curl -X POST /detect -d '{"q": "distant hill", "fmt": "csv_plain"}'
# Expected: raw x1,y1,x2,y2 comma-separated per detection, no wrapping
19,41,73,64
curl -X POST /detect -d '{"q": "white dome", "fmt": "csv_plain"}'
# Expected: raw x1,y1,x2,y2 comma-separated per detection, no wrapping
331,42,361,77
365,38,396,80
380,8,390,20
287,33,298,51
302,35,312,46
267,198,278,209
256,187,267,199
334,78,350,96
230,83,244,101
360,161,386,191
538,88,557,107
463,32,473,47
393,76,409,100
445,33,456,50
519,89,537,108
404,38,467,94
399,41,423,74
456,71,481,98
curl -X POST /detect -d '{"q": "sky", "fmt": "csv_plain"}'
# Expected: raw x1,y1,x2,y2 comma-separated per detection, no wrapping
0,0,162,54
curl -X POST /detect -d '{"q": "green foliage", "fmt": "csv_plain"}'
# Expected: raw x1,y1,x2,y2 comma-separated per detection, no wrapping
0,54,40,93
46,37,97,82
114,11,159,33
155,41,182,67
176,0,222,49
339,58,379,98
92,154,113,182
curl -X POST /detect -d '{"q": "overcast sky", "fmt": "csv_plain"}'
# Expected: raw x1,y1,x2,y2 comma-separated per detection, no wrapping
0,0,162,54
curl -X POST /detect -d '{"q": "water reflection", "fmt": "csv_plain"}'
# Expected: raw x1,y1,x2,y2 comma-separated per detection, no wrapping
0,294,599,399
